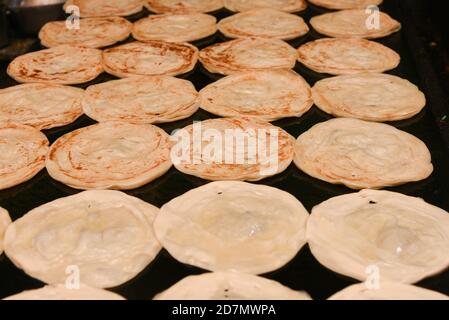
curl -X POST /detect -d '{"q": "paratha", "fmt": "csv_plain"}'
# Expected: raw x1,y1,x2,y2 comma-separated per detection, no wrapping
224,0,307,12
155,272,311,300
293,118,433,189
145,0,223,13
312,73,426,122
39,17,132,49
199,70,313,121
172,117,294,181
297,38,400,75
154,181,309,274
308,190,449,284
0,122,49,190
329,282,449,300
310,10,401,39
4,285,125,300
200,38,297,75
218,9,309,40
132,13,217,43
308,0,383,10
102,41,199,77
0,84,84,130
46,122,172,190
63,0,144,17
83,76,199,124
4,190,161,288
0,208,11,255
7,45,103,85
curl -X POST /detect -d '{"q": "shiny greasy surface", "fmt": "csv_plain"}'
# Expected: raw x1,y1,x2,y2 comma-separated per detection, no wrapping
1,1,449,300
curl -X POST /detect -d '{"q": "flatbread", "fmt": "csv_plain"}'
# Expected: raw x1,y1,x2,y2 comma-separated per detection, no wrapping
308,0,383,10
218,9,309,40
297,38,400,75
145,0,223,13
0,83,84,130
132,13,217,43
63,0,144,17
7,45,103,85
310,10,401,39
200,70,313,121
154,181,309,274
172,117,295,181
293,118,433,189
4,285,125,300
0,123,49,191
46,122,172,190
200,38,297,75
0,208,11,255
4,190,161,288
102,41,199,77
39,17,132,49
155,272,311,300
224,0,307,12
312,73,426,122
329,282,449,300
308,190,449,284
83,76,199,124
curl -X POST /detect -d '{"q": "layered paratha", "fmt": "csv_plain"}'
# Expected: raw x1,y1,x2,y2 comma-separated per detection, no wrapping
145,0,223,13
63,0,144,17
308,0,382,10
224,0,307,12
0,208,11,255
4,285,125,300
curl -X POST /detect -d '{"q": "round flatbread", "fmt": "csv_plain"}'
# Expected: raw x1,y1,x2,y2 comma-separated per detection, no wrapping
154,181,309,274
200,70,313,121
0,84,84,130
0,208,11,255
172,117,294,181
63,0,144,17
155,272,311,300
102,41,199,77
308,190,449,284
0,123,49,190
7,45,103,85
4,190,161,288
132,14,217,43
312,73,426,122
310,10,401,39
218,9,309,40
200,38,297,75
293,118,433,189
145,0,223,13
46,122,172,190
329,282,449,300
83,76,199,124
297,38,400,75
308,0,382,10
4,285,125,300
39,17,132,49
224,0,307,12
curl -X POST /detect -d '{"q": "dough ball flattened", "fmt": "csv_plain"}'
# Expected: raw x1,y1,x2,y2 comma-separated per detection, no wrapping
7,45,103,85
4,190,161,288
0,122,49,190
145,0,223,13
154,181,309,274
311,73,426,122
297,38,400,75
83,76,199,124
200,70,312,121
308,0,382,10
224,0,307,13
310,10,401,39
102,41,199,77
308,190,449,284
0,84,84,130
155,272,311,300
218,9,309,40
4,285,125,300
173,117,295,181
132,14,217,43
200,38,298,75
293,118,433,189
39,17,132,49
64,0,144,17
46,122,172,190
